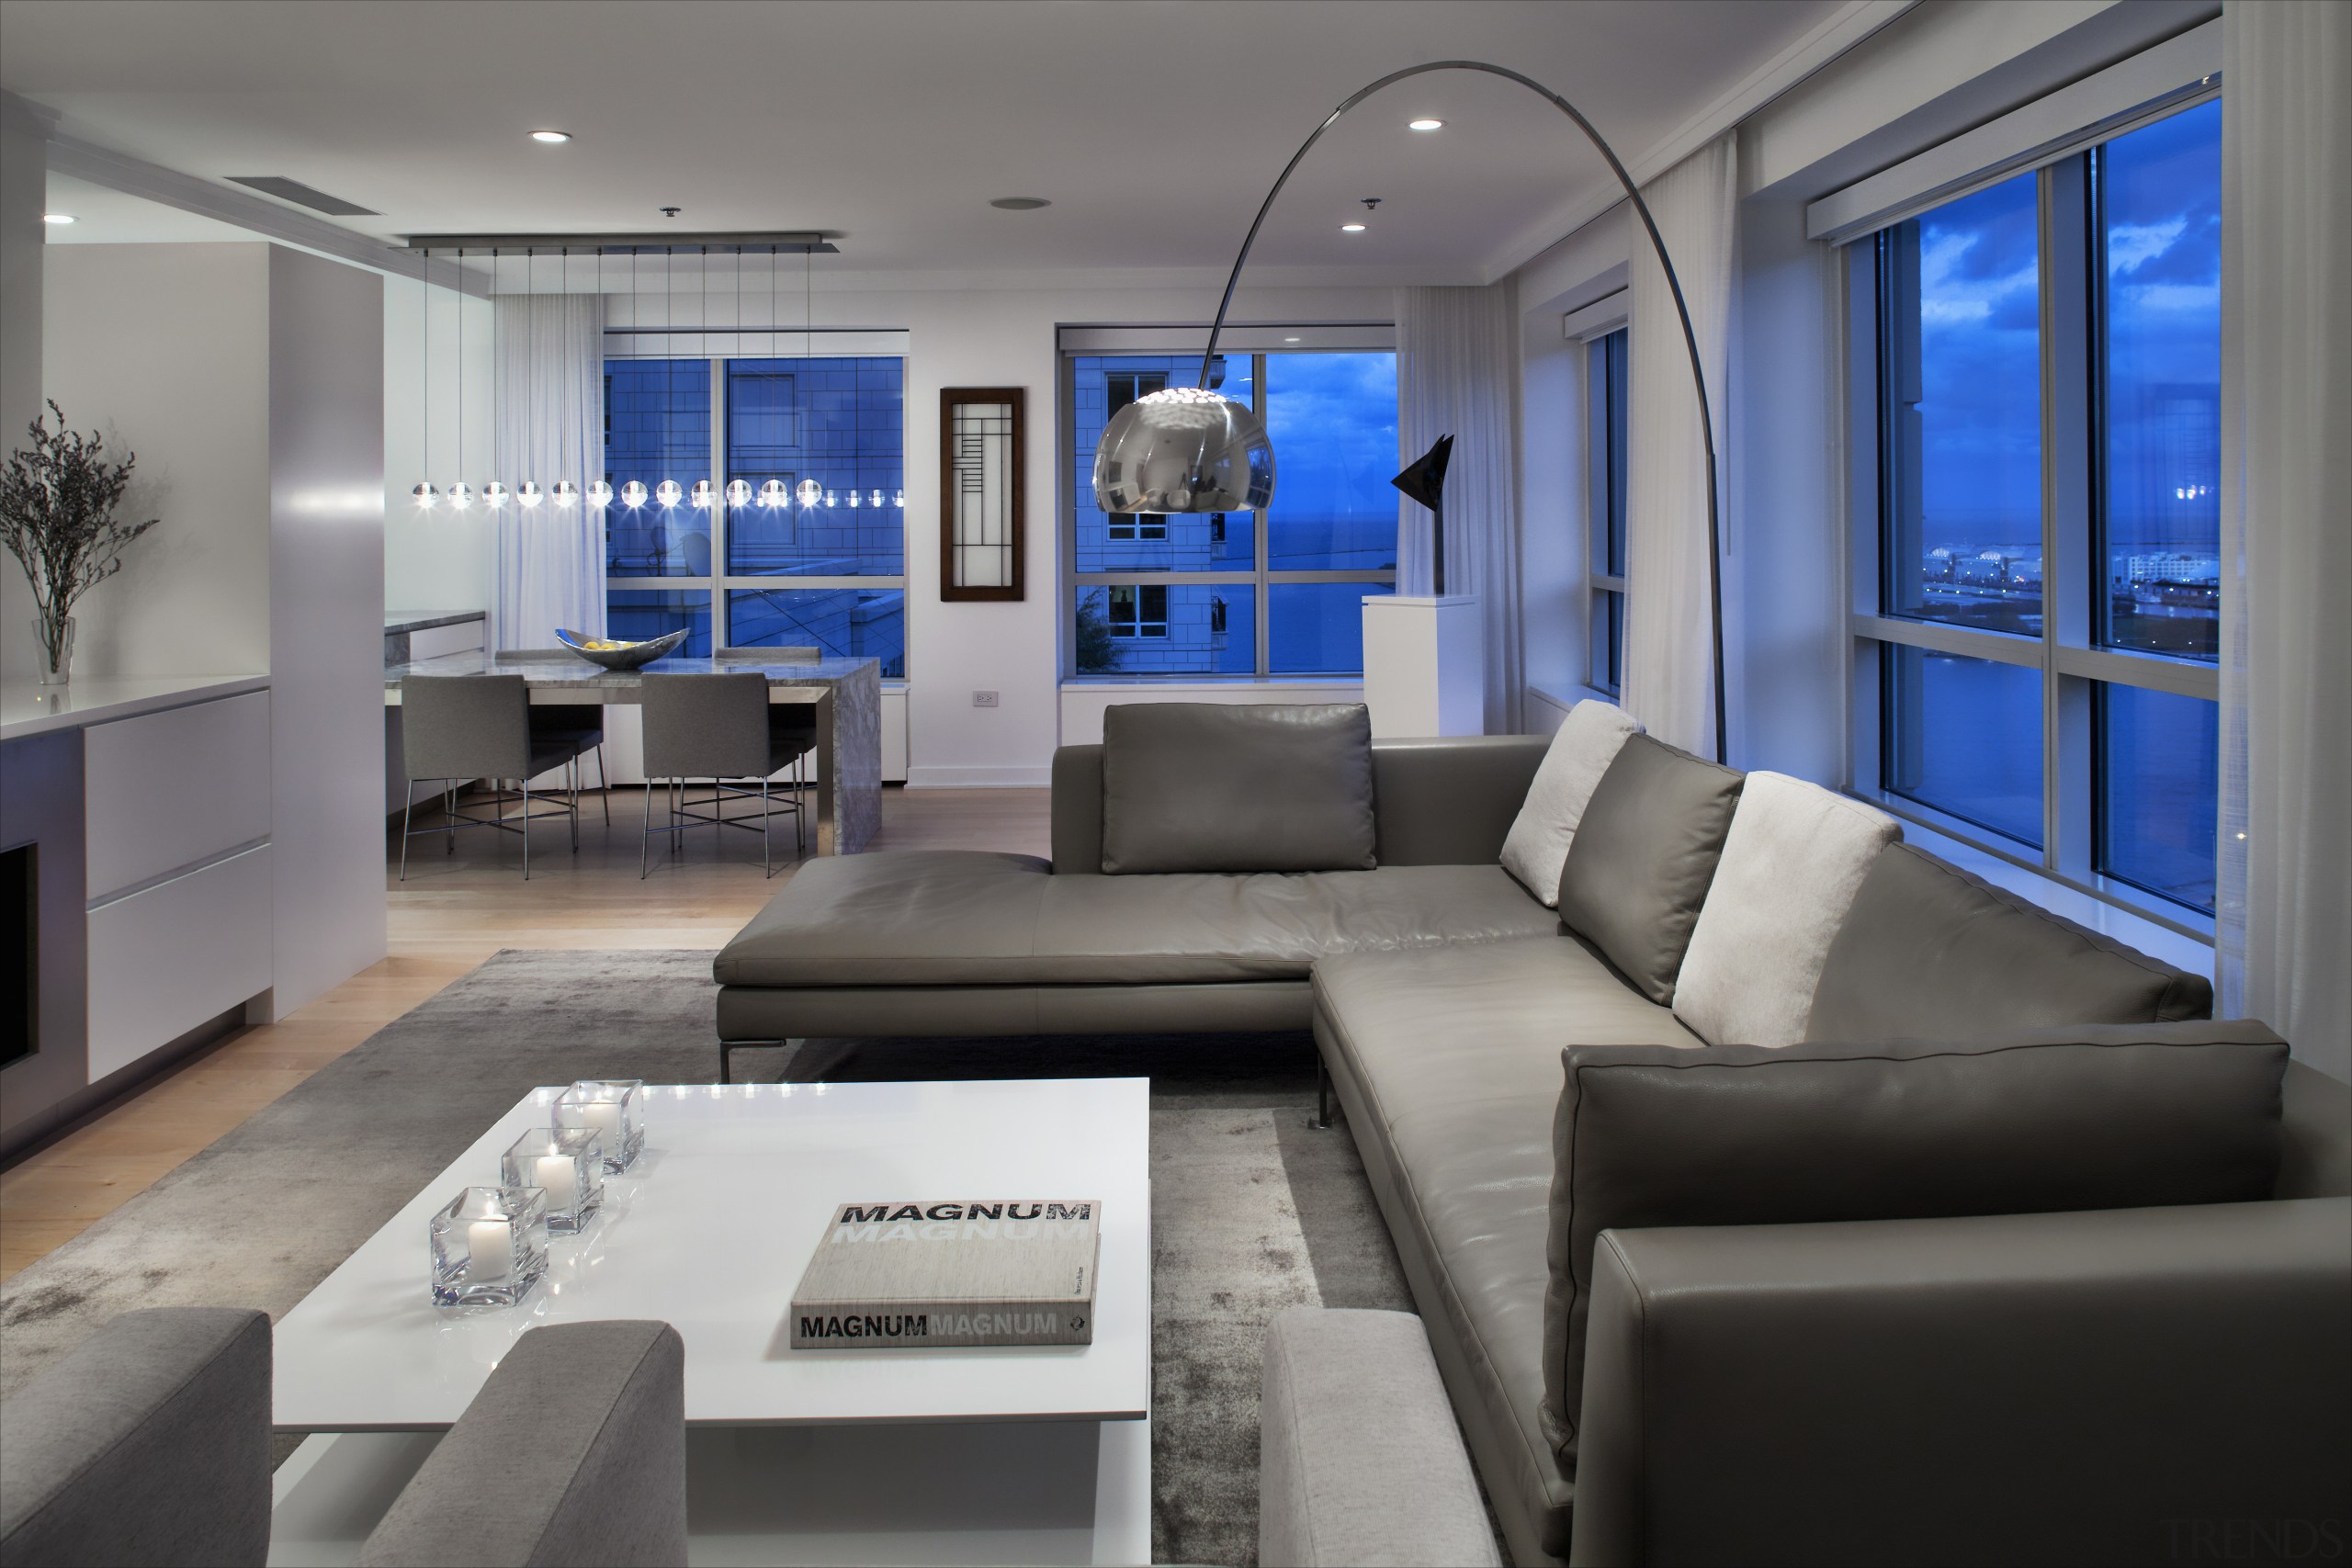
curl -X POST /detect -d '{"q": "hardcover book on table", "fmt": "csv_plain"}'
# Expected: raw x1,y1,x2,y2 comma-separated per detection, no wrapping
789,1199,1102,1348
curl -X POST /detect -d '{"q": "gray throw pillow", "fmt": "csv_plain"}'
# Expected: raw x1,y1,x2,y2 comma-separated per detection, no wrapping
1555,734,1744,1003
1538,1021,2289,1462
1807,842,2214,1040
1099,703,1376,874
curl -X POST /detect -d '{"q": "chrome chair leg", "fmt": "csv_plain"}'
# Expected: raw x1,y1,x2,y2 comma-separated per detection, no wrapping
399,780,416,881
640,775,655,879
762,776,772,878
594,743,610,826
445,783,457,853
569,758,581,853
521,781,532,880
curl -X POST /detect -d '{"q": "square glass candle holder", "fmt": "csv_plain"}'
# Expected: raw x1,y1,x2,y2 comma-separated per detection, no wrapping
429,1186,549,1312
554,1079,646,1172
500,1126,605,1234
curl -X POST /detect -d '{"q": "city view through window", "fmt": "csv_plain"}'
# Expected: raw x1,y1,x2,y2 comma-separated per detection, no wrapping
1069,351,1398,677
1868,101,2221,912
604,355,906,674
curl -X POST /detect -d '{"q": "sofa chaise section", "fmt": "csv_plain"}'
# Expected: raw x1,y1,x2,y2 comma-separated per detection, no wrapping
713,732,1553,1060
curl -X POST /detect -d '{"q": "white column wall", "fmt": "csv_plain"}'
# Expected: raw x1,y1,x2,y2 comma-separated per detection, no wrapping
0,94,46,676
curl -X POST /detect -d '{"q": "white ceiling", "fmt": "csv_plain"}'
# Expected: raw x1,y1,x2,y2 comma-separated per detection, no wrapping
5,0,1871,284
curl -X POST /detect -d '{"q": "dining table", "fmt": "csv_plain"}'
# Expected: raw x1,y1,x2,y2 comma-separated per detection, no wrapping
383,649,882,854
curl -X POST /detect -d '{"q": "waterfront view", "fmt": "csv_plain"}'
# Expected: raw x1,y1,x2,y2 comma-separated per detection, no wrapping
1876,101,2221,910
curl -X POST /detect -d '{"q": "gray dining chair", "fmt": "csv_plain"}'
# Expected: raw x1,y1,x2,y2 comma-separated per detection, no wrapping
399,674,594,880
639,671,817,877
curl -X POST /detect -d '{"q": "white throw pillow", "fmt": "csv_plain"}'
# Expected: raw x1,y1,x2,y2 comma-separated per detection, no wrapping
1672,773,1901,1046
1498,700,1645,907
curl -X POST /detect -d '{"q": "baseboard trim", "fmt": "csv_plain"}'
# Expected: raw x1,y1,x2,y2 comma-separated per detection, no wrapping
903,765,1053,789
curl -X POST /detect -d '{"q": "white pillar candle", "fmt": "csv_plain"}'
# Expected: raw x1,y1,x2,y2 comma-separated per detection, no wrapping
579,1100,622,1144
535,1154,579,1212
468,1218,513,1282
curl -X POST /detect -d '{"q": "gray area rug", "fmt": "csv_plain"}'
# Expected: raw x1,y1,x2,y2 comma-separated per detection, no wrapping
0,950,1411,1568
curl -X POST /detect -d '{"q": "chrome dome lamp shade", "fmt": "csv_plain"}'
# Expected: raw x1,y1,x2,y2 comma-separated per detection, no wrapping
654,479,684,509
412,481,439,510
619,480,648,509
447,482,474,511
794,478,824,509
756,479,788,510
585,479,613,508
482,480,510,510
690,479,715,510
516,480,544,508
1092,386,1273,513
725,479,752,509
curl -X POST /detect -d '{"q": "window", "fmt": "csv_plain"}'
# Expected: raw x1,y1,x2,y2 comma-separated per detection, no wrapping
1067,350,1396,676
1586,327,1628,694
603,354,906,676
1851,99,2221,918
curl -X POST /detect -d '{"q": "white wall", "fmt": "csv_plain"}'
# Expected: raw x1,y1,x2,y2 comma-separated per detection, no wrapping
267,244,388,1013
0,95,44,677
383,274,493,613
41,243,273,678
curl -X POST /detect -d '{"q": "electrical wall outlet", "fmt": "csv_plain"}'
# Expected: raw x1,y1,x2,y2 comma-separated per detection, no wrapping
972,690,1000,708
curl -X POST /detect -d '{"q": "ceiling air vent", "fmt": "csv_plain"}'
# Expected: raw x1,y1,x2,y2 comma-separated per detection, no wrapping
226,176,379,218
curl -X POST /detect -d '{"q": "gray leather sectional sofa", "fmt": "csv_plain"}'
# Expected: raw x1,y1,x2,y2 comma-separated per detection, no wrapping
715,704,2352,1565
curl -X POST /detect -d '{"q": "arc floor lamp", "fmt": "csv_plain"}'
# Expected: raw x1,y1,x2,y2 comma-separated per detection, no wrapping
1091,60,1726,764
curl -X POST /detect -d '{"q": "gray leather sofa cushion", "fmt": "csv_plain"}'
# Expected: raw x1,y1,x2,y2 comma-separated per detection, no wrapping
1311,939,1702,1564
1053,735,1550,874
1807,841,2214,1039
1541,1021,2290,1464
1555,734,1743,1004
715,852,1557,988
1100,703,1375,873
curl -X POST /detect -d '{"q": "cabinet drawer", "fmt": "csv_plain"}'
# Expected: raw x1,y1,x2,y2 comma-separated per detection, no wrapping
85,691,271,899
86,844,271,1081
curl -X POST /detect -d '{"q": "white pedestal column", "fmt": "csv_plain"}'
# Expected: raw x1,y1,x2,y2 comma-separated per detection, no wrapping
1361,595,1485,739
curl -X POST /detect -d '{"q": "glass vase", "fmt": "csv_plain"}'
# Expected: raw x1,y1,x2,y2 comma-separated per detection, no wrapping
34,616,74,685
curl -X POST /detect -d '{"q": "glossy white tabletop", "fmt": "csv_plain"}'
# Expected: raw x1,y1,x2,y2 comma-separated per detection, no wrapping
273,1078,1151,1431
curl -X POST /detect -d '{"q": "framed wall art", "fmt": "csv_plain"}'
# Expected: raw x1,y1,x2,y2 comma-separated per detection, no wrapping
940,388,1025,602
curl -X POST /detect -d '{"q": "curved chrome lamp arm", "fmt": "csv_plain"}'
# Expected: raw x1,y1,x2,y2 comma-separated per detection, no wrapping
1198,60,1726,763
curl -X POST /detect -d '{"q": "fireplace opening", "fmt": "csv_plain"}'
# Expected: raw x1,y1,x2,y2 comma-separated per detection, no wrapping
2,842,33,1069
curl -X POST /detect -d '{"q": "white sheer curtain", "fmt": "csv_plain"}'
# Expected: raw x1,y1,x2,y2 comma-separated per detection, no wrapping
2218,1,2351,1081
1621,136,1735,759
492,293,606,649
1396,280,1522,731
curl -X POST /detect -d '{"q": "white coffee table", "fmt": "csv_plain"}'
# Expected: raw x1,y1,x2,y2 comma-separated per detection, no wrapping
266,1077,1152,1566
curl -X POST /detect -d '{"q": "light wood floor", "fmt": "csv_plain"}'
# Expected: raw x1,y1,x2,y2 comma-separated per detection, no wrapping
0,785,1051,1281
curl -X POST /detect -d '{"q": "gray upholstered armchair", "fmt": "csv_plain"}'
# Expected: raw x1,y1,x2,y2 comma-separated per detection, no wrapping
0,1313,686,1568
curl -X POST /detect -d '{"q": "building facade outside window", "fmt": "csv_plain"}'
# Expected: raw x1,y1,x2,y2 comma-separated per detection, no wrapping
1849,97,2221,918
604,354,906,675
1066,350,1398,677
1586,326,1629,694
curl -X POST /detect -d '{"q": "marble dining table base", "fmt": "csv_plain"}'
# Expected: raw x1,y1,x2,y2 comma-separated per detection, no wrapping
384,650,883,855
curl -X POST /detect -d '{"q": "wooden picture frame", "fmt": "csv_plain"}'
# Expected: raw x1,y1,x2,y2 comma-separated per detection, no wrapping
939,388,1025,602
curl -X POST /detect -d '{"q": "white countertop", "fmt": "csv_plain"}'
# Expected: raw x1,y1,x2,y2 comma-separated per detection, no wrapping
0,673,272,741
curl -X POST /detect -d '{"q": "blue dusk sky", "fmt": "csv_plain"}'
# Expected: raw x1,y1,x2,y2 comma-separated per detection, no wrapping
1916,99,2219,555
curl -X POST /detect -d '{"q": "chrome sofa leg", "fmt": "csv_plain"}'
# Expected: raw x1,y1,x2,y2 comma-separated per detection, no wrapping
1315,1058,1333,1130
520,781,532,880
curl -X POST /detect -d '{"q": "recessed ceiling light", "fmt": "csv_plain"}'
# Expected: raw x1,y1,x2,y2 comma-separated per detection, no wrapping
1408,118,1444,131
42,213,74,225
1283,336,1301,344
989,197,1051,210
530,130,571,144
1340,222,1366,232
